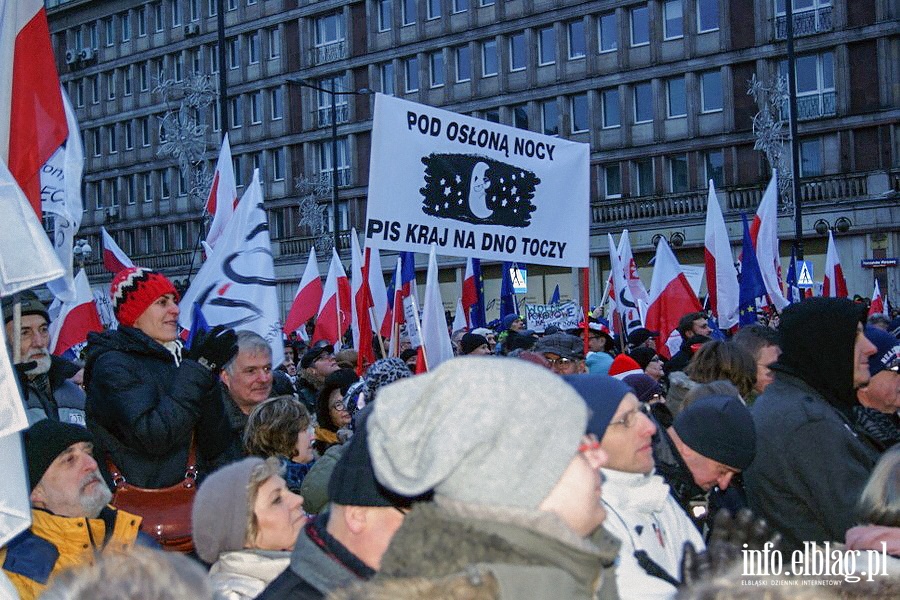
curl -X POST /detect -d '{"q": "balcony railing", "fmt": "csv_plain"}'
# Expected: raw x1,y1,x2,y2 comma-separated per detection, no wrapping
313,41,347,64
277,230,352,257
774,6,832,39
319,167,352,187
83,249,195,276
316,103,349,128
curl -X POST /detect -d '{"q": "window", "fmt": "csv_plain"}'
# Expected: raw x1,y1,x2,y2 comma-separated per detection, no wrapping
704,149,724,188
139,63,149,91
94,183,103,209
799,137,822,177
630,5,649,46
402,0,416,25
538,27,556,65
121,12,131,41
142,173,152,202
780,52,835,119
484,108,499,123
106,71,116,100
91,76,99,104
108,126,118,154
568,20,585,59
632,158,653,195
605,164,622,198
233,156,243,186
190,0,200,21
481,0,494,5
212,99,221,131
456,45,471,82
154,2,164,32
124,121,134,150
427,0,441,20
513,104,529,129
666,77,686,117
190,48,201,74
509,32,526,71
126,175,136,205
482,39,498,76
315,14,345,56
92,129,101,156
405,56,419,92
230,96,242,127
633,82,652,123
88,23,98,49
178,171,188,196
697,0,719,32
141,228,153,254
570,93,588,133
700,69,722,112
137,7,147,36
172,0,182,26
75,80,85,107
161,169,171,198
430,51,444,87
208,0,217,17
175,223,188,250
380,62,395,94
250,91,261,123
104,18,114,46
453,0,469,13
270,88,283,120
601,88,620,128
378,0,392,31
268,28,281,59
228,38,240,69
109,180,119,208
174,53,184,81
209,45,219,73
140,117,150,146
663,1,683,39
319,138,350,175
598,12,617,52
668,154,688,192
228,0,237,10
541,100,558,136
272,147,285,181
248,32,259,64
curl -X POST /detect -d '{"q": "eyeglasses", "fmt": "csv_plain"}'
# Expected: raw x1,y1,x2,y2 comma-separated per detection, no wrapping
545,356,574,367
609,407,643,428
330,402,347,412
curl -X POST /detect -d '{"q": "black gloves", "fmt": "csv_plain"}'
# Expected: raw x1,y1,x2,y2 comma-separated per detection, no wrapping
680,508,784,589
13,361,37,393
186,325,238,374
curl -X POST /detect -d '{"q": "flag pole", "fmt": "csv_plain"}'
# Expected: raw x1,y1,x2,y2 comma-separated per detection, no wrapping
581,268,590,356
11,296,21,364
369,306,386,358
409,295,428,371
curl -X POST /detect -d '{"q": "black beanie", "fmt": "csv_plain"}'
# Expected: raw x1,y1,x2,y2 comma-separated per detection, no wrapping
460,333,489,355
673,395,756,470
2,290,50,325
23,420,94,491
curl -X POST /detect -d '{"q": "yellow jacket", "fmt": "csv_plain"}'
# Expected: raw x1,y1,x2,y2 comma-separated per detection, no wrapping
0,506,141,599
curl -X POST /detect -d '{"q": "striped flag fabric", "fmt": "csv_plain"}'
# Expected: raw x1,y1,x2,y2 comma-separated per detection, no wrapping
204,133,238,250
703,180,739,329
646,237,702,359
283,248,323,335
101,226,135,274
823,230,848,298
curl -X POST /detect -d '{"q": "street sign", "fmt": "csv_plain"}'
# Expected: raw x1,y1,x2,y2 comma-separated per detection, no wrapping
797,260,814,289
861,258,898,268
510,264,527,294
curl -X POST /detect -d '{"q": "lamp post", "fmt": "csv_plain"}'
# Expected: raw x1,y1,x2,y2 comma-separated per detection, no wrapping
784,0,804,261
73,238,93,270
289,77,372,252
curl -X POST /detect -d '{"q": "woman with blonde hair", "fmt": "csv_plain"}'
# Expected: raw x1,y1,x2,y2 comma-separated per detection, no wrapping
244,396,315,493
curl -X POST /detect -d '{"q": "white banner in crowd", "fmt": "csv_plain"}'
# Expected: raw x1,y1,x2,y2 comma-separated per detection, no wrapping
525,301,581,333
365,94,589,267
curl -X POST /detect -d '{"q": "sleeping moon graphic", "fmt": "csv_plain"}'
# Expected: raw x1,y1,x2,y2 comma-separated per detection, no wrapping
468,162,493,219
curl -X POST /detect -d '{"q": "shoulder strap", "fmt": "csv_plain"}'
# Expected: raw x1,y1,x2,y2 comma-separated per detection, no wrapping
106,433,197,488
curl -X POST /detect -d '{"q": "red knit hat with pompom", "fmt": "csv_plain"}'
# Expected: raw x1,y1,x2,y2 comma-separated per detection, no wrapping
110,268,178,327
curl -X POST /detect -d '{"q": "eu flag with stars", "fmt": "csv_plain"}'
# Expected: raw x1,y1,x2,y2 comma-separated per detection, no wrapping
739,213,766,327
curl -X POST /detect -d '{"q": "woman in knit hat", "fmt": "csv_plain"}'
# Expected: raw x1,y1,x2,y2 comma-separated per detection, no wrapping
192,457,305,599
336,357,621,599
84,267,238,491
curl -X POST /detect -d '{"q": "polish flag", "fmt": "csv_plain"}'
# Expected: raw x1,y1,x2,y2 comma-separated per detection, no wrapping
0,0,68,219
703,180,739,329
283,247,322,335
366,246,388,339
461,258,479,328
869,280,885,317
608,233,642,336
204,133,238,250
823,230,848,298
384,256,403,355
350,230,376,370
312,248,351,346
646,237,702,359
419,244,454,370
750,172,789,310
381,256,399,340
101,226,134,274
49,269,102,356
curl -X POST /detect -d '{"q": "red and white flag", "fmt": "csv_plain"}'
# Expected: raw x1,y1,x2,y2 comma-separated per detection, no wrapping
869,280,885,317
49,269,102,356
366,246,388,339
350,229,376,369
313,248,351,346
419,244,454,370
646,237,702,359
461,258,478,328
204,133,238,250
101,226,134,274
750,172,789,310
0,0,68,220
703,180,739,329
283,247,322,335
608,233,643,336
385,256,403,355
823,230,848,298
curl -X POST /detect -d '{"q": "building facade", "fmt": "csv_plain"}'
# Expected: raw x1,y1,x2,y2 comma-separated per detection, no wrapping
46,0,900,318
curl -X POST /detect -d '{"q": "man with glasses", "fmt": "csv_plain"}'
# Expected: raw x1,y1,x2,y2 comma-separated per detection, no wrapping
567,373,703,600
296,340,340,413
853,326,900,453
534,331,586,375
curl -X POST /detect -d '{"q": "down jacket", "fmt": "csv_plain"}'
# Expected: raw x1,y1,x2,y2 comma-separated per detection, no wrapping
84,326,230,488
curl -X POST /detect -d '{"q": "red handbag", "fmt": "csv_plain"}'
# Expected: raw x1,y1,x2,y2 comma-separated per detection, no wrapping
106,438,197,553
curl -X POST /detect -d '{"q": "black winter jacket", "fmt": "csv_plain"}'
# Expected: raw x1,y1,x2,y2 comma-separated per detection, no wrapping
84,327,230,488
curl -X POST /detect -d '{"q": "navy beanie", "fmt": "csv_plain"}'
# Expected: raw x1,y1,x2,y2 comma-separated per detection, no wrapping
23,420,94,491
563,374,632,440
673,395,756,470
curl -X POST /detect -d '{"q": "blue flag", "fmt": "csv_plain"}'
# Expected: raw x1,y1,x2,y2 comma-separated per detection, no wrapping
185,301,211,350
550,284,561,304
786,246,800,304
739,213,767,327
500,261,519,321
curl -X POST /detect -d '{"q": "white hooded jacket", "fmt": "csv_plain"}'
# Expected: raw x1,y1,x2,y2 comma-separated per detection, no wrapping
208,549,291,600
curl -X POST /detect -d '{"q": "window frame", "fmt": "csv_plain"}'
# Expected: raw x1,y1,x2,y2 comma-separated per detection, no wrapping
538,26,556,66
666,76,687,118
509,32,526,72
630,5,649,47
633,82,653,124
663,0,684,40
570,93,589,134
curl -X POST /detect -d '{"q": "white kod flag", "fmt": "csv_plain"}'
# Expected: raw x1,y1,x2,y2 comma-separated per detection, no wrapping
0,316,32,547
179,170,281,367
365,94,589,267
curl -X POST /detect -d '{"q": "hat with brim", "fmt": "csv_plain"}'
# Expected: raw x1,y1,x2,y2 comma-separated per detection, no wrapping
301,341,335,369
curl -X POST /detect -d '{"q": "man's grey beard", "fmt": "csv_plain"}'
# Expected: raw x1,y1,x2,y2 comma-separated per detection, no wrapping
79,472,113,518
24,351,52,376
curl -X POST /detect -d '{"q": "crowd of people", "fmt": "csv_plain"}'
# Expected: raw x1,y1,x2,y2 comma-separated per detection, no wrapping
2,265,899,599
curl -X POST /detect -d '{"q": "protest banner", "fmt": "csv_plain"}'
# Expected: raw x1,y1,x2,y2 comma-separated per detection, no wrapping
524,301,580,333
365,94,589,267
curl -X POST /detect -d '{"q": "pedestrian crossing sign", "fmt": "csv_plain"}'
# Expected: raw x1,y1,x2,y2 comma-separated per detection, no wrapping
797,260,814,288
